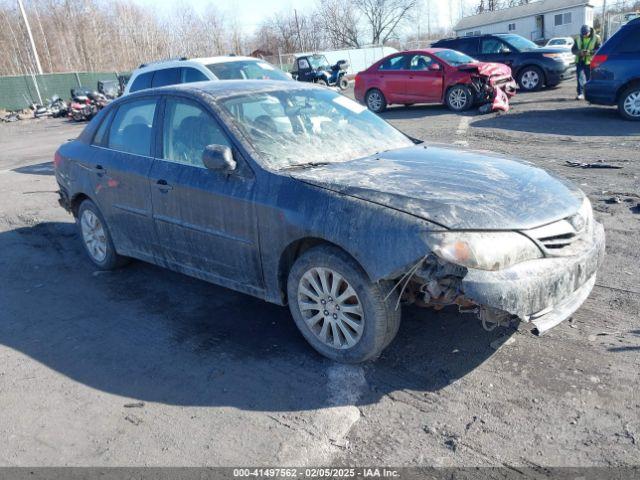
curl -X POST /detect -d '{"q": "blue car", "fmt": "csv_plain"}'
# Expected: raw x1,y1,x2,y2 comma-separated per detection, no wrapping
54,81,604,362
585,18,640,120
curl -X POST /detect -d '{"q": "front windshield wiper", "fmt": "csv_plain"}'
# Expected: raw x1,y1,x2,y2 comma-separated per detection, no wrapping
280,161,333,171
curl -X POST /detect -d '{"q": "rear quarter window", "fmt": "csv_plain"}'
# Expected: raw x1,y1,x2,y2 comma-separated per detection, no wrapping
129,72,153,93
612,28,640,54
451,38,479,55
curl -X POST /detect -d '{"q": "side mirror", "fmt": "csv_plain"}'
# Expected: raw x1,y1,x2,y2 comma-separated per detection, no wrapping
202,144,236,172
429,63,442,71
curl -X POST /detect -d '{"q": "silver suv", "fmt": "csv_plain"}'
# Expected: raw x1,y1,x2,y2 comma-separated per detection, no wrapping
124,56,291,94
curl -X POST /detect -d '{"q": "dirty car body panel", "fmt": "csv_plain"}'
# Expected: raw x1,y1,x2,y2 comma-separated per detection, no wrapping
55,80,605,346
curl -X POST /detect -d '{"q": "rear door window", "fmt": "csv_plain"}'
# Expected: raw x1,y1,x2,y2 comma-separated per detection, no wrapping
409,54,436,70
181,67,209,83
481,38,510,54
162,98,232,167
151,68,180,88
107,98,157,157
129,72,153,93
379,55,408,70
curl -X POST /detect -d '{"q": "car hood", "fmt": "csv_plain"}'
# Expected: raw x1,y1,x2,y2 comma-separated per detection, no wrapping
458,62,512,77
288,145,584,230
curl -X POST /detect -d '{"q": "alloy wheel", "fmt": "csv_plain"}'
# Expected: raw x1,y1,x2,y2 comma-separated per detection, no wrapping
521,70,540,90
449,88,468,110
367,91,383,111
623,90,640,118
297,267,364,350
80,209,107,263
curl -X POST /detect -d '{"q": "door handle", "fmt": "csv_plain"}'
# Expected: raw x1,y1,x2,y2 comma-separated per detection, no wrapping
93,164,105,175
156,179,173,192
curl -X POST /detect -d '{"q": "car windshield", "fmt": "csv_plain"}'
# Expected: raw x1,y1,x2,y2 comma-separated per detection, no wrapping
502,35,539,52
308,55,330,69
220,88,413,170
207,61,290,81
433,49,477,66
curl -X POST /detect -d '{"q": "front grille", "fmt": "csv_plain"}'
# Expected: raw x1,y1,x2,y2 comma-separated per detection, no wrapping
525,214,591,257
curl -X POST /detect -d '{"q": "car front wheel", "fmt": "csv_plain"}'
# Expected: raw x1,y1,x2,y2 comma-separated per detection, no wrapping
365,88,387,113
618,86,640,121
77,199,128,270
518,66,543,91
287,245,399,363
445,85,473,112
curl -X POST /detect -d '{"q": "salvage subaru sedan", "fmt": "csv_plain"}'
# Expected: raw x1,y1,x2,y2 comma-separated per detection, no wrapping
54,80,605,363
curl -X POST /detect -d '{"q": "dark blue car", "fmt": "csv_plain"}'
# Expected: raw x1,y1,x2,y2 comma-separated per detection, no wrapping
585,18,640,120
54,81,604,362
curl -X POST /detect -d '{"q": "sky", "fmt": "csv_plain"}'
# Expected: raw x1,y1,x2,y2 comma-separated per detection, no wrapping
131,0,606,35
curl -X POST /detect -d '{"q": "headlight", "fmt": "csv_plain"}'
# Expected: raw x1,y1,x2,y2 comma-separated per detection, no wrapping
425,231,543,271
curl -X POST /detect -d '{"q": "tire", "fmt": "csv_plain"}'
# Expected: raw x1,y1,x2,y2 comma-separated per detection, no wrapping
316,78,328,87
365,88,387,113
445,85,474,112
287,245,400,363
618,85,640,121
338,77,349,90
517,66,544,92
77,199,129,270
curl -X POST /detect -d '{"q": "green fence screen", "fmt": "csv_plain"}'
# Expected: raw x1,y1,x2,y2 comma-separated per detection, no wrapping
0,71,123,110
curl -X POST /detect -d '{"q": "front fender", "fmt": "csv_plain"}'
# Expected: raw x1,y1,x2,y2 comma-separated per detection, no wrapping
258,175,438,303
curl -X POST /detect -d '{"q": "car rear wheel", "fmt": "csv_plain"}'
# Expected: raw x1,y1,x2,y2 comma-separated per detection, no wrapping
287,245,399,363
618,86,640,121
365,88,387,113
445,85,473,112
518,66,543,92
77,199,128,270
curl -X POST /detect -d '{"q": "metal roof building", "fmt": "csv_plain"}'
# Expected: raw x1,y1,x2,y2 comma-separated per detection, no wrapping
454,0,595,42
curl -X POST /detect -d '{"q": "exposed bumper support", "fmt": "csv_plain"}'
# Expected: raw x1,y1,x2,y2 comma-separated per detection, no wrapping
529,274,596,335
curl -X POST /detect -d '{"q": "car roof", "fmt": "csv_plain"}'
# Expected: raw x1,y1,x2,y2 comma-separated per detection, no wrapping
135,56,261,73
123,80,319,102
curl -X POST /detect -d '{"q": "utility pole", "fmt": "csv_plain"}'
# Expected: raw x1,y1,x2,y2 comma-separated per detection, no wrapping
601,0,608,40
294,9,303,52
17,0,43,74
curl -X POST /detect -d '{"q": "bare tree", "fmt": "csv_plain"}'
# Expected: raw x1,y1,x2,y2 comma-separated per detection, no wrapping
354,0,418,45
317,0,362,48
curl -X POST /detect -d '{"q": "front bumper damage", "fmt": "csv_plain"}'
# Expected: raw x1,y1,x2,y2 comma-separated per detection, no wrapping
407,221,605,335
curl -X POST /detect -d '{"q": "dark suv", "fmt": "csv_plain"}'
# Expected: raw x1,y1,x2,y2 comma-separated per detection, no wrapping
433,34,575,91
585,18,640,121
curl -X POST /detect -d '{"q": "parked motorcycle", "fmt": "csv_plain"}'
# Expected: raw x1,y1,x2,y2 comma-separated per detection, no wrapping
49,95,68,118
68,87,107,122
292,54,350,90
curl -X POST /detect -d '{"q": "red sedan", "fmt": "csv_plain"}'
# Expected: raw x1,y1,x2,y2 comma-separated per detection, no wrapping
354,48,516,113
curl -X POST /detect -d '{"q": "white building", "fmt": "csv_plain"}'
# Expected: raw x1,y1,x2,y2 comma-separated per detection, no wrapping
454,0,595,42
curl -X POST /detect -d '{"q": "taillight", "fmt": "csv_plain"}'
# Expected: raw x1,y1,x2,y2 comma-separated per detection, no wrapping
355,73,361,86
591,54,608,70
53,151,62,169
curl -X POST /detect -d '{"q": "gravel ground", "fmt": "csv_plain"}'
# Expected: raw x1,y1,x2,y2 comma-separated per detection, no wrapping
0,82,638,468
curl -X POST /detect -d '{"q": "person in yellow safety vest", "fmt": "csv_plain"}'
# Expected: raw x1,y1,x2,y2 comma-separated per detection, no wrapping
572,24,602,100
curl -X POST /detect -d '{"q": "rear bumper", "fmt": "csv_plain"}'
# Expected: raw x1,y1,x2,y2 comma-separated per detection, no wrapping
585,81,618,105
57,185,71,212
461,221,605,333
